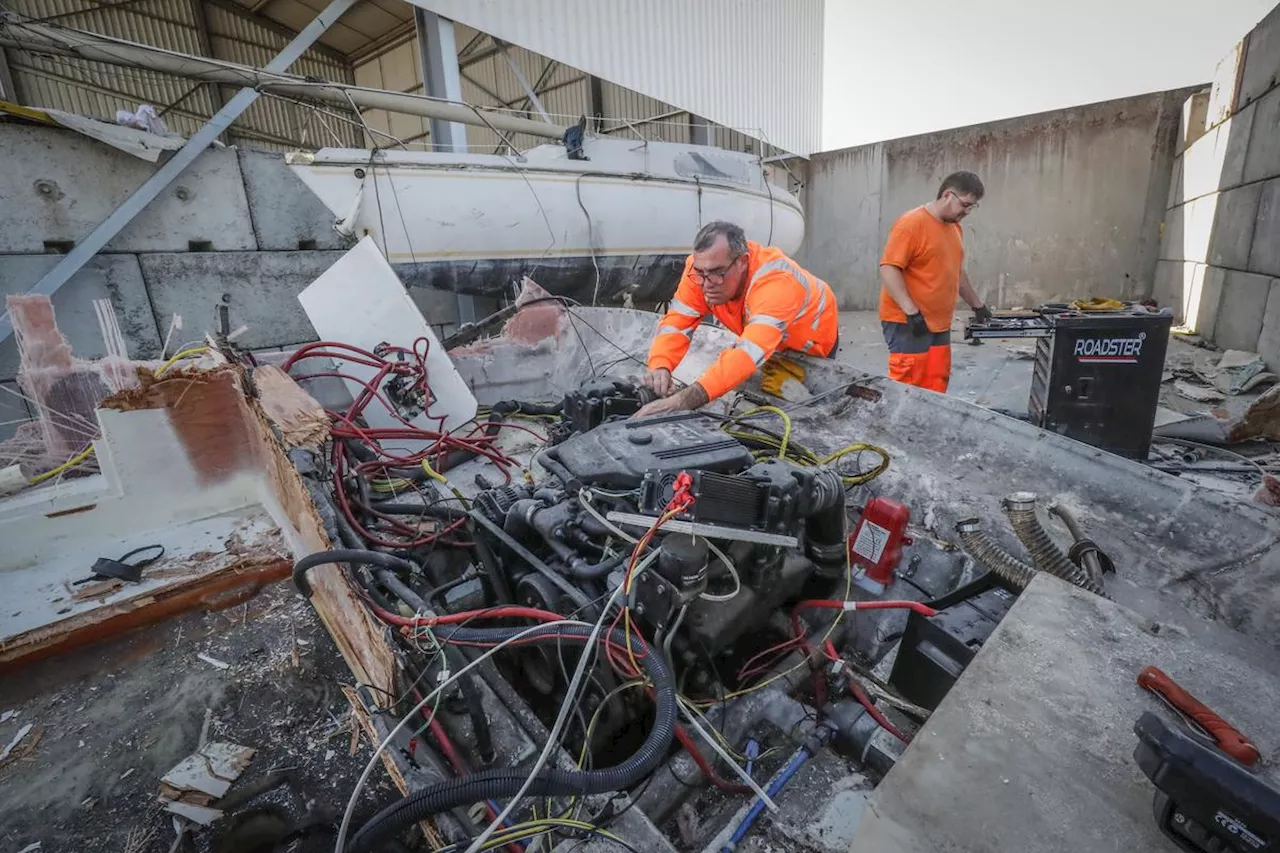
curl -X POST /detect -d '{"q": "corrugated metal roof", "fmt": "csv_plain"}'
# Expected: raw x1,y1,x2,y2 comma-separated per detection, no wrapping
411,0,823,155
4,0,361,151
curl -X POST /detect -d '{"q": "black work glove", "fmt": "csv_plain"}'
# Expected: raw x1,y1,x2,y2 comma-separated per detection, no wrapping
973,305,994,324
906,312,929,337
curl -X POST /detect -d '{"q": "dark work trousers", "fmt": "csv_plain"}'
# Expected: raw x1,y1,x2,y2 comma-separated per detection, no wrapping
881,321,951,392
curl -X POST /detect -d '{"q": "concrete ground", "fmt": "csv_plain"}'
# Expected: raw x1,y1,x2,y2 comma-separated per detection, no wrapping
833,309,1272,422
835,310,1034,412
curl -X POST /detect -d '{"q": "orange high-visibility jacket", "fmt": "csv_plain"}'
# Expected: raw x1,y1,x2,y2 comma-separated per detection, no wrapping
647,242,839,399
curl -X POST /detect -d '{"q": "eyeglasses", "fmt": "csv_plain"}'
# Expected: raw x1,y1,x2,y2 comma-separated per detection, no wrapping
692,254,742,283
948,190,980,211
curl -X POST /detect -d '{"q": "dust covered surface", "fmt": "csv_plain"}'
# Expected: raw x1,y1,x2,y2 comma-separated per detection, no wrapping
0,583,400,853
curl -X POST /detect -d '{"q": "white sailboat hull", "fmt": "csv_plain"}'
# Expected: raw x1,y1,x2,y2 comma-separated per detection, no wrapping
287,138,804,302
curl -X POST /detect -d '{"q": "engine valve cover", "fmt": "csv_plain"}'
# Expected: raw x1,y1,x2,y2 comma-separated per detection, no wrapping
551,412,753,489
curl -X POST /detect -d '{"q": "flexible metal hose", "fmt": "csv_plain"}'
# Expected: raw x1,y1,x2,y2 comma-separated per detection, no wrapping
954,519,1037,588
1002,493,1105,595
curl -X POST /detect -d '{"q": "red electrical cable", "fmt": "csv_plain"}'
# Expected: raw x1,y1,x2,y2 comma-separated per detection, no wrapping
847,680,910,744
673,725,752,794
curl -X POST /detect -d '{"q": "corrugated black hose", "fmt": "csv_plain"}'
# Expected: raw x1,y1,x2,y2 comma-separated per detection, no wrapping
1002,493,1106,596
954,518,1037,589
348,622,679,853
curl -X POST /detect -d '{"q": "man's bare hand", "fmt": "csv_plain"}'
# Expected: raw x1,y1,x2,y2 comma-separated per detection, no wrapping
643,367,675,398
633,382,709,418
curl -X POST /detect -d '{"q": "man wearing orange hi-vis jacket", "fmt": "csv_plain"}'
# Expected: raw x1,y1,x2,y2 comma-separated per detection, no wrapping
635,221,840,417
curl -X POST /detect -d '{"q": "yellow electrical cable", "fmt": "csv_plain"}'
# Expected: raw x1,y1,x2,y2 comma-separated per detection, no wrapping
421,458,471,509
155,346,209,376
27,445,95,485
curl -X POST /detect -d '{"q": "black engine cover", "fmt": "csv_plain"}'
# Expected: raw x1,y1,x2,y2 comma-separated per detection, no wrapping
551,412,753,489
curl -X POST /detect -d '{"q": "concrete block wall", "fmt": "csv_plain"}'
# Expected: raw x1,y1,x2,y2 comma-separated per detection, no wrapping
0,123,485,438
1157,3,1280,371
798,88,1195,312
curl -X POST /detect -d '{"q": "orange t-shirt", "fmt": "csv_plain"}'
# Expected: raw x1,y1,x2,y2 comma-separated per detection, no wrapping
878,206,965,333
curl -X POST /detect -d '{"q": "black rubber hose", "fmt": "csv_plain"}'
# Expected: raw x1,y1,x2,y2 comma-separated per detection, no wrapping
538,447,582,493
564,548,629,580
292,549,419,598
367,501,470,521
349,623,678,853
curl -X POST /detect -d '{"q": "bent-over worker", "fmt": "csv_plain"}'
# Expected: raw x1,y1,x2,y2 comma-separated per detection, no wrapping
878,170,993,393
636,221,840,417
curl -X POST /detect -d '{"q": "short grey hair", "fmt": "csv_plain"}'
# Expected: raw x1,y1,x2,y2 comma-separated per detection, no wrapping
693,220,747,258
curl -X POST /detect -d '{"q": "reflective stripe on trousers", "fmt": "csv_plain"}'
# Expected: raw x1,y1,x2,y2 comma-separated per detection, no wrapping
882,321,951,392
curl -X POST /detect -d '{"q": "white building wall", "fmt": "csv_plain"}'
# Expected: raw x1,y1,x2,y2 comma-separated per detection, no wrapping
410,0,824,156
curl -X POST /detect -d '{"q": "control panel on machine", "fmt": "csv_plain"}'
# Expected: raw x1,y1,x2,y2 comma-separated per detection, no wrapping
964,302,1174,459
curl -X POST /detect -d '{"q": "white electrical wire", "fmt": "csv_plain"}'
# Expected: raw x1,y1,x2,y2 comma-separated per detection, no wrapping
700,538,742,602
578,488,640,544
335,619,586,853
677,698,778,811
463,552,649,853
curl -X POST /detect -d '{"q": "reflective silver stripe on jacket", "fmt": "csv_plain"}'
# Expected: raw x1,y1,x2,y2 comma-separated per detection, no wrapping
670,298,701,318
736,338,768,366
810,285,828,330
748,257,815,318
744,314,788,332
657,324,693,339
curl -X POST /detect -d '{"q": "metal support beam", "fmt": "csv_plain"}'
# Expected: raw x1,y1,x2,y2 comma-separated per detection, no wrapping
587,75,604,133
689,114,712,147
414,8,475,323
509,59,556,119
0,0,359,344
495,40,550,123
0,46,17,102
415,8,468,152
201,0,351,66
187,0,227,112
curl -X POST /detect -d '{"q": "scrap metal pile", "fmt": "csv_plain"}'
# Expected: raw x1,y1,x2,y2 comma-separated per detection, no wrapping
281,331,1125,853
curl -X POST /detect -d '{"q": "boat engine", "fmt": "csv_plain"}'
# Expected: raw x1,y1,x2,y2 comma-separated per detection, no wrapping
466,389,849,753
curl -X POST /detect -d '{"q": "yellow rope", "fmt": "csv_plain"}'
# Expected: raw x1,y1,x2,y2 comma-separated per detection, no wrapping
28,445,95,485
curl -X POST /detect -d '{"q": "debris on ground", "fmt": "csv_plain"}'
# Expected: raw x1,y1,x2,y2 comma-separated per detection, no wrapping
1229,384,1280,443
1174,380,1225,404
159,741,256,804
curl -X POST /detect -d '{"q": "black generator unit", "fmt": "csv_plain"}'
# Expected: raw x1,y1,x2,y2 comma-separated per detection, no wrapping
967,305,1173,459
888,575,1017,711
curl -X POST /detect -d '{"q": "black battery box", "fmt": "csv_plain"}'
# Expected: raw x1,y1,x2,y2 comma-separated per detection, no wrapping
888,575,1018,711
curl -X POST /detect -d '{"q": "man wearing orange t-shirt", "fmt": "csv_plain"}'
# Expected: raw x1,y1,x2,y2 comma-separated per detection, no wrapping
878,171,992,392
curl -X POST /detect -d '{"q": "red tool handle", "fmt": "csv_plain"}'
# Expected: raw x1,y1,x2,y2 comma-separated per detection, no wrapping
1137,666,1261,766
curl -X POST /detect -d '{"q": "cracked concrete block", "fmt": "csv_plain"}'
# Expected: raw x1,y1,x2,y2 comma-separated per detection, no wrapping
1166,155,1184,209
237,150,355,252
139,251,348,351
0,253,161,381
1208,37,1247,127
1248,178,1280,277
0,380,33,442
1258,279,1280,373
1240,4,1280,110
1243,85,1280,186
1209,182,1262,269
0,124,256,254
1212,269,1272,352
